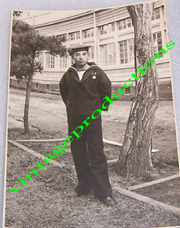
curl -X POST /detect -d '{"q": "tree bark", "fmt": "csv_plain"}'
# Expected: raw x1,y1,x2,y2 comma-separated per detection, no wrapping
23,54,35,134
117,3,159,180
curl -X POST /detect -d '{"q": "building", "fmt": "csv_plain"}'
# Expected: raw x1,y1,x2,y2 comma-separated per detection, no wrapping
11,0,172,99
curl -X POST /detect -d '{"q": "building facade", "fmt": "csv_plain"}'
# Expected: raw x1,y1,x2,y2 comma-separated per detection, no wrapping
11,0,172,99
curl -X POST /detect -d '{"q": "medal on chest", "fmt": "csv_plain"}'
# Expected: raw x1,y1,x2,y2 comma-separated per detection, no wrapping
92,72,97,79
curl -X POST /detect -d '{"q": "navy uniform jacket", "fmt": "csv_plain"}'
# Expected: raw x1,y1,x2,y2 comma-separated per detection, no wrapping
59,62,111,116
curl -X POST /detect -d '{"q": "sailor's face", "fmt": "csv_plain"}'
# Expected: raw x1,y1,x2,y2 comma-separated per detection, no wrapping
73,51,89,67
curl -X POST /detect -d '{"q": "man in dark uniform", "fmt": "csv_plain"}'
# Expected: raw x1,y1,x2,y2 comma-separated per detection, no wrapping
59,45,116,206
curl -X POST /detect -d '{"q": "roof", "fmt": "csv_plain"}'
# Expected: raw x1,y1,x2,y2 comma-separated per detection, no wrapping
34,10,95,28
19,0,164,28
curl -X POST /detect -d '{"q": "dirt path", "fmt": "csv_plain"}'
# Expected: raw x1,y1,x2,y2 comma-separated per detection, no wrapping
8,88,176,133
8,88,179,160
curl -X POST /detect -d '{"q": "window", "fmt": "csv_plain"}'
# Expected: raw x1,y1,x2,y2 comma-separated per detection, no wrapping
56,56,67,68
117,18,132,30
45,52,55,68
125,87,130,95
36,83,38,89
152,8,160,20
100,43,116,66
56,34,67,42
35,51,39,58
99,23,115,35
153,32,163,56
119,39,134,64
69,31,80,41
60,56,67,68
45,53,50,68
76,31,80,39
89,46,94,60
39,52,44,67
127,18,132,28
83,28,94,39
47,84,49,89
70,33,75,40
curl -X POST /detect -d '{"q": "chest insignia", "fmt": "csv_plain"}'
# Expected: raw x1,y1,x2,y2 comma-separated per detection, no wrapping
92,72,97,79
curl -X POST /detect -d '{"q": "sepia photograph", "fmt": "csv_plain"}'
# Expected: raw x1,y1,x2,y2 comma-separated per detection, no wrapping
4,0,180,227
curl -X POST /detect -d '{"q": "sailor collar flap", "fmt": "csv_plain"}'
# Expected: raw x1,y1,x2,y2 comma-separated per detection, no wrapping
68,64,98,82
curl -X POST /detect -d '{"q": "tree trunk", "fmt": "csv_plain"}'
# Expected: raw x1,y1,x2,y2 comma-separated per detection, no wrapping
117,3,159,180
23,55,35,134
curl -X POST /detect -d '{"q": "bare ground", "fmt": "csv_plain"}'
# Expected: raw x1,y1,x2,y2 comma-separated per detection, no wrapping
4,88,180,227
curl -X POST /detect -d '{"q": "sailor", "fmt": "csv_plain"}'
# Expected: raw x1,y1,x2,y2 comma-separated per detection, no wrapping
59,45,116,206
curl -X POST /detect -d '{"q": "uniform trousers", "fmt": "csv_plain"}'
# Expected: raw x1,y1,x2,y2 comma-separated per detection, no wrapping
67,114,112,200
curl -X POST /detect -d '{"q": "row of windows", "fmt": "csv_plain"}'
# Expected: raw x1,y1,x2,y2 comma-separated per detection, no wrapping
42,54,67,69
99,8,160,35
84,28,94,38
100,23,115,35
100,17,133,35
69,31,80,41
99,32,162,66
118,18,132,30
39,31,163,69
39,47,95,69
69,29,95,41
100,39,134,67
56,8,160,41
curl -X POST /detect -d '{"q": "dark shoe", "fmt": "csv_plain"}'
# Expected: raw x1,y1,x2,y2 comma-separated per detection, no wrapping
76,189,92,197
74,184,92,197
101,196,117,207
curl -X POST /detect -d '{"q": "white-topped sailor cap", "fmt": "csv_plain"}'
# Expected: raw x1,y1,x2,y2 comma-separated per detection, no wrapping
68,44,91,56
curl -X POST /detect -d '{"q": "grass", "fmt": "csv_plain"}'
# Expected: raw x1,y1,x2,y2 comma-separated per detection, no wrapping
5,142,180,228
5,89,180,227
